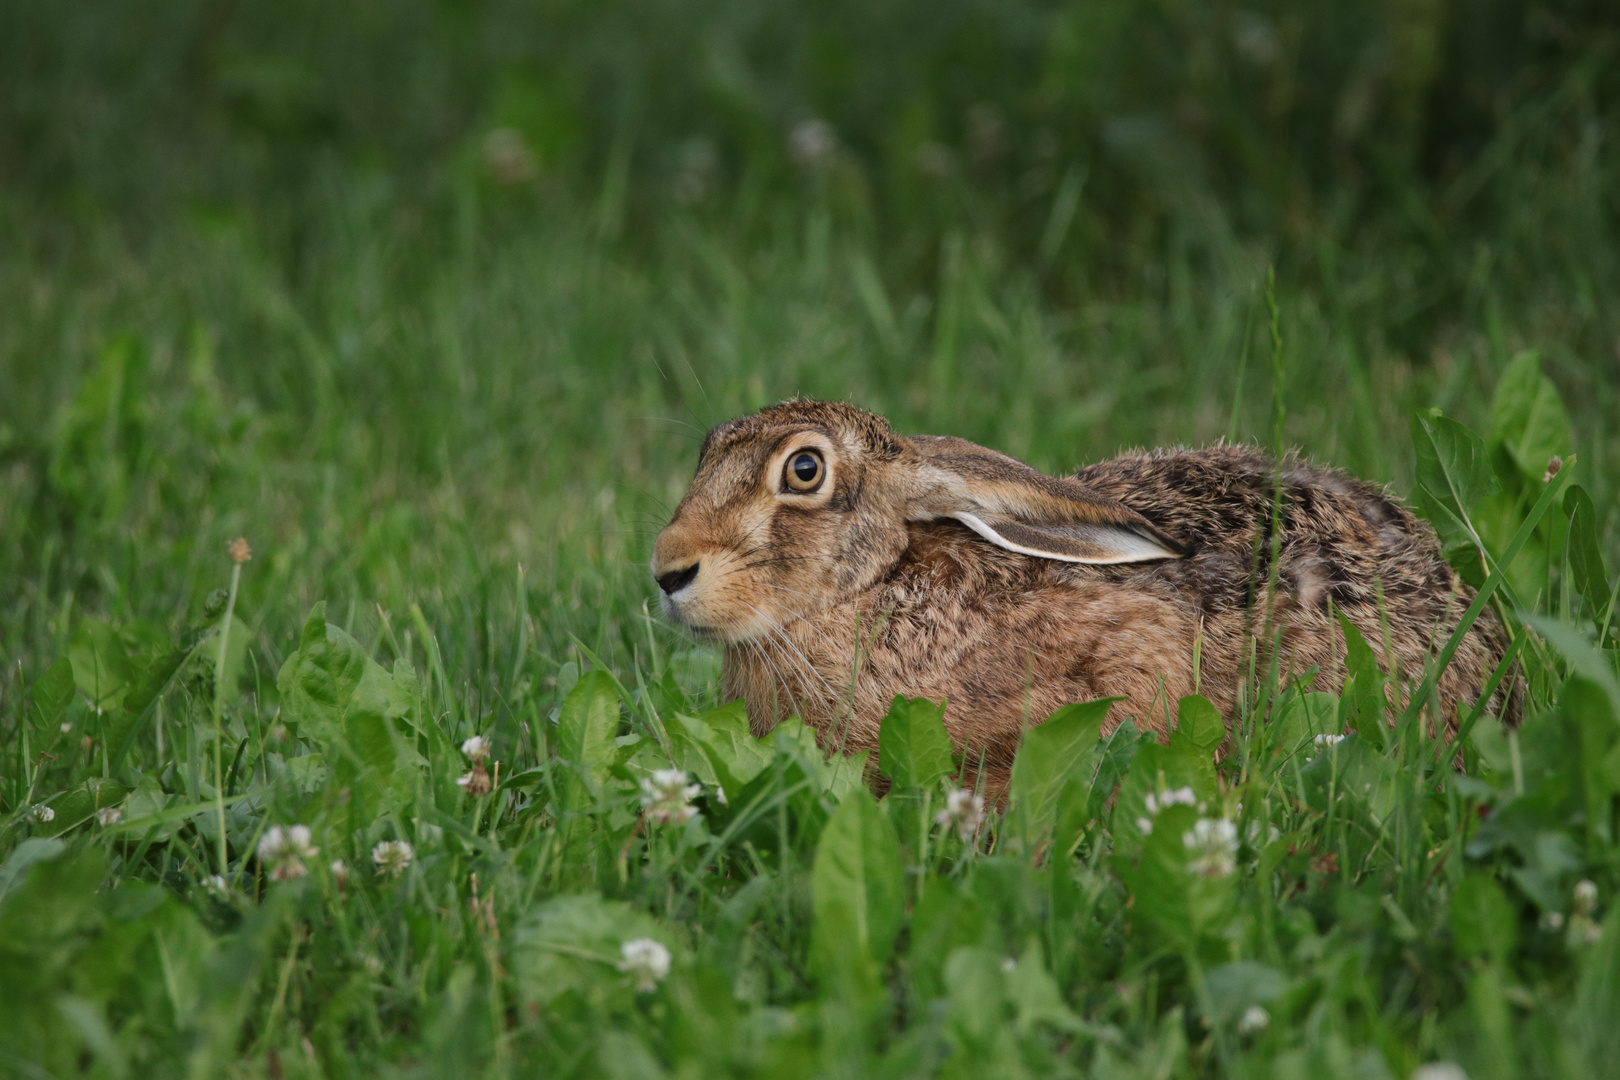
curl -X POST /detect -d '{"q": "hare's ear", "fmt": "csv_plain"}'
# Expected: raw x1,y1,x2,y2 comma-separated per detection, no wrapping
899,436,1186,565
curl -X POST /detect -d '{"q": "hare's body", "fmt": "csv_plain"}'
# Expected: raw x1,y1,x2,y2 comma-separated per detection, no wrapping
654,403,1516,796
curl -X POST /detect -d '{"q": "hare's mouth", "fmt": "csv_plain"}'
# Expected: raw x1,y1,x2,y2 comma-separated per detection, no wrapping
659,592,773,646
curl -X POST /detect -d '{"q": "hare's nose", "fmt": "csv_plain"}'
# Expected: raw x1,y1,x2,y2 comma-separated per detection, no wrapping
656,562,700,595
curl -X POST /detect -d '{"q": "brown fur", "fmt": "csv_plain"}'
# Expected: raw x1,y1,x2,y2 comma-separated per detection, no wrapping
652,401,1519,799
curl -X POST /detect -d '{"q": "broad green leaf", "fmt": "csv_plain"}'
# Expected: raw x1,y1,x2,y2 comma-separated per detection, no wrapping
105,645,193,772
1526,615,1620,711
0,838,66,900
690,700,773,788
70,619,133,711
1085,721,1145,822
1117,802,1208,949
1565,485,1611,619
1173,694,1225,753
27,657,75,730
1298,734,1395,821
1336,611,1387,750
908,885,991,999
597,1032,666,1080
1571,902,1620,1075
1006,938,1081,1035
1272,691,1340,751
1116,738,1215,846
1009,698,1114,844
276,603,370,743
771,717,870,801
275,603,421,823
1560,676,1618,847
1492,351,1572,483
1411,412,1500,558
121,773,176,841
1449,874,1517,963
670,711,744,800
1466,964,1520,1080
942,946,1011,1051
36,779,130,837
1202,961,1286,1027
810,789,903,977
557,670,621,787
511,893,670,1006
877,695,954,790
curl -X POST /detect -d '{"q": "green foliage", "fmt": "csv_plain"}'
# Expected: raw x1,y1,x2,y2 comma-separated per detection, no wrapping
1,3,1619,1075
878,695,954,791
1008,697,1114,846
809,789,904,978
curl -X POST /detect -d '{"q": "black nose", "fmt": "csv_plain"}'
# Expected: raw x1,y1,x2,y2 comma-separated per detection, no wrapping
656,562,700,595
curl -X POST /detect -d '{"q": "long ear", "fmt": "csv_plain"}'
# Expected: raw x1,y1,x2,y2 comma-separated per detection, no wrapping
898,435,1187,564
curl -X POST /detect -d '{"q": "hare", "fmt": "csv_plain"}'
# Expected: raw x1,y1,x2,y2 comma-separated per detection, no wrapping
651,400,1517,796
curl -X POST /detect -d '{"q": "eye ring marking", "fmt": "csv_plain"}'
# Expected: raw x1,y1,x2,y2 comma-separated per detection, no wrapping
782,449,826,493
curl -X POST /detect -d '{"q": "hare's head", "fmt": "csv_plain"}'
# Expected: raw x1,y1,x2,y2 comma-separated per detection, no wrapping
651,401,1185,643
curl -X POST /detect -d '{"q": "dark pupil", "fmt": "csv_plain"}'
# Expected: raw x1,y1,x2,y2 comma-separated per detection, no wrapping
792,455,819,483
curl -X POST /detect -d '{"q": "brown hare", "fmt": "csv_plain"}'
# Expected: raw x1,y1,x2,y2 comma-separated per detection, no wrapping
651,400,1516,796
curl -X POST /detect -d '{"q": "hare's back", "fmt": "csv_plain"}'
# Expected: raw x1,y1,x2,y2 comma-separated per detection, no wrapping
1074,446,1454,619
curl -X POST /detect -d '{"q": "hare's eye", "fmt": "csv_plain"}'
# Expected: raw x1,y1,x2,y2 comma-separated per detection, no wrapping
783,450,826,493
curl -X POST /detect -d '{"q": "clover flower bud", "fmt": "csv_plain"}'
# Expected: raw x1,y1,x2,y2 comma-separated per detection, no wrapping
619,937,671,992
258,824,319,881
935,787,986,842
1183,817,1239,878
371,839,414,878
1574,879,1597,915
640,769,701,826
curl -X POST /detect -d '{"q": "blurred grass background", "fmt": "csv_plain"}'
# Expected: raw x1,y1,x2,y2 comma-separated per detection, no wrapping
2,0,1617,691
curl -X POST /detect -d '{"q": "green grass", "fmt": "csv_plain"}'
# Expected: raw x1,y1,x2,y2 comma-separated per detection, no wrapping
3,3,1620,1077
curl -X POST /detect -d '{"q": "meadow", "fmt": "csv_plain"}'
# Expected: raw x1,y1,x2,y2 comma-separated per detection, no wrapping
1,2,1619,1076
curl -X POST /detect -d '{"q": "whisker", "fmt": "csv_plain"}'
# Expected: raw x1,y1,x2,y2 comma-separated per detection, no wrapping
746,602,842,715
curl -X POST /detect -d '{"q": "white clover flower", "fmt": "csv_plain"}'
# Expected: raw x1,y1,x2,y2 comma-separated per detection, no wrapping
1183,817,1240,878
640,769,701,826
1545,910,1565,931
460,735,491,763
29,804,55,824
203,875,230,898
1238,1005,1270,1034
1144,787,1197,816
619,937,671,992
60,721,72,733
1136,817,1154,836
1574,879,1598,915
1411,1063,1469,1080
456,765,492,797
372,840,414,878
96,806,122,828
935,787,986,842
789,119,837,168
330,860,349,887
258,824,319,881
1314,734,1346,748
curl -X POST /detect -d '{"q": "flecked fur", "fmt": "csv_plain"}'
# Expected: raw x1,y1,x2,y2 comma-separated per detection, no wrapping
652,401,1519,800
